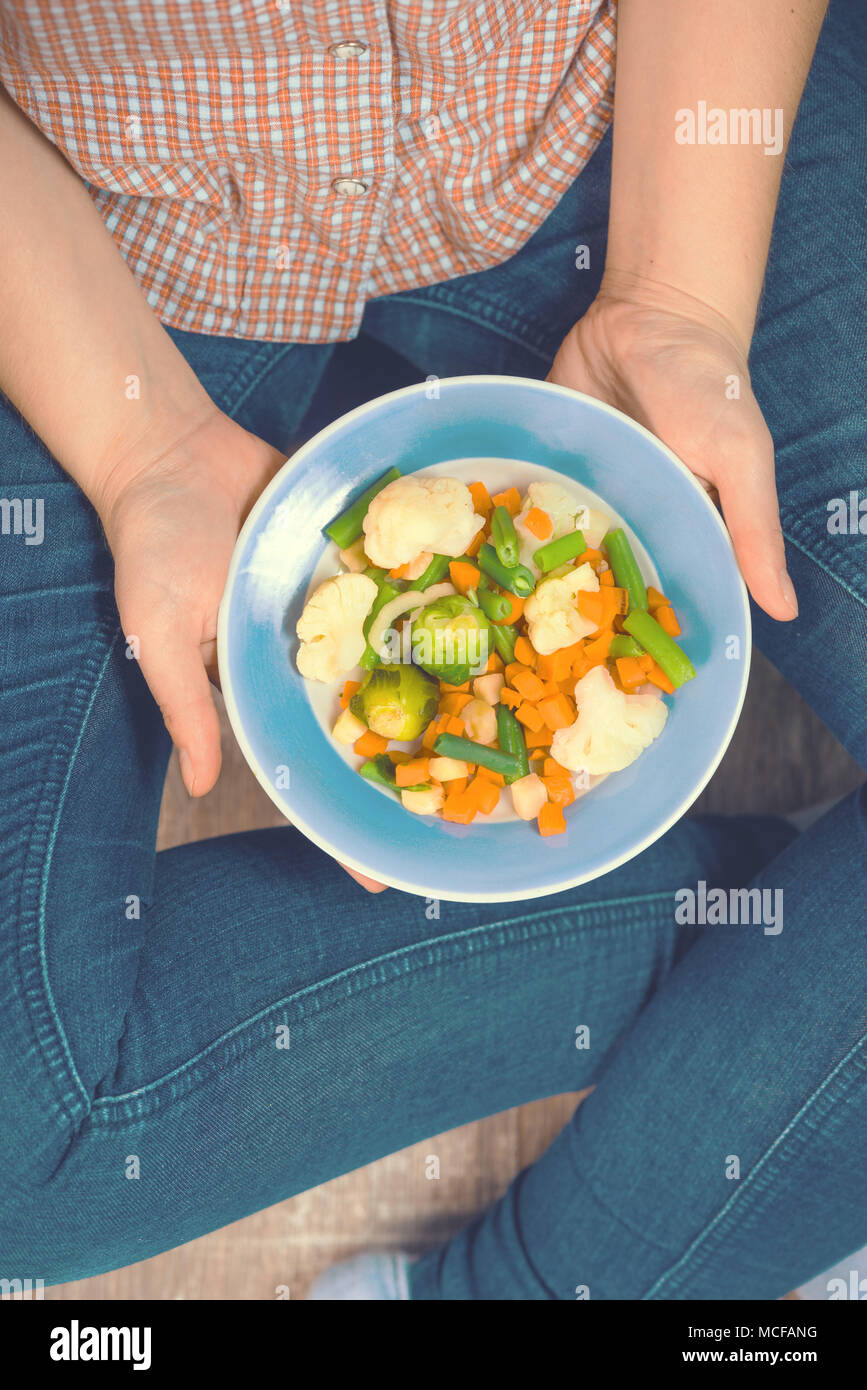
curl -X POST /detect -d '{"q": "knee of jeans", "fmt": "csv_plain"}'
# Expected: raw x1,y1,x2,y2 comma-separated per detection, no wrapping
1,645,168,1187
752,542,867,769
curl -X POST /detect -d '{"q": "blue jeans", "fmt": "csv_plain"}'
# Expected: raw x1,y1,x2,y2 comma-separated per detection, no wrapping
1,0,864,1299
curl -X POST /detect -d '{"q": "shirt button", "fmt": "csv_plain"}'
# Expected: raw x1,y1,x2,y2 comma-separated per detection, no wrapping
331,177,369,197
328,40,367,59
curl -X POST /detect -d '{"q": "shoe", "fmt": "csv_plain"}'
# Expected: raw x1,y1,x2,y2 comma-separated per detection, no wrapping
307,1252,412,1300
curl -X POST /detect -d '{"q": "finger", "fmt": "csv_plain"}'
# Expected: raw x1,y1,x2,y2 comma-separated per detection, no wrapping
711,435,798,623
135,621,223,796
339,862,389,893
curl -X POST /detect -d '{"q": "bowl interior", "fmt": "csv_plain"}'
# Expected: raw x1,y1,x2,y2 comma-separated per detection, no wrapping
219,376,750,901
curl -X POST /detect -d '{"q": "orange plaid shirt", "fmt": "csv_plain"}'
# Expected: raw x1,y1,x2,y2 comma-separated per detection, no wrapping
0,1,616,342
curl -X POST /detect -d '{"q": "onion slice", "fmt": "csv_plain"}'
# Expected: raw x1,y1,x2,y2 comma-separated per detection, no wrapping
368,582,455,659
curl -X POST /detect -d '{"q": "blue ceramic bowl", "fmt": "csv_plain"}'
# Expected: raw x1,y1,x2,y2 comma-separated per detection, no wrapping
218,376,750,902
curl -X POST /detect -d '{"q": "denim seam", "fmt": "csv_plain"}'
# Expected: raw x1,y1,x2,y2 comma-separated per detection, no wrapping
87,890,677,1126
16,607,121,1130
0,582,107,603
641,1029,867,1299
220,341,299,423
379,289,554,364
780,520,867,612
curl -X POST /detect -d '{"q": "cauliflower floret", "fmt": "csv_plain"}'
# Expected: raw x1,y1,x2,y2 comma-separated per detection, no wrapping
523,562,599,655
580,507,612,551
362,476,484,569
516,481,585,543
515,481,590,573
296,572,377,683
551,665,668,776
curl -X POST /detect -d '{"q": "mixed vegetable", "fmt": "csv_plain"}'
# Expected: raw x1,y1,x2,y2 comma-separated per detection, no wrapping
296,469,696,836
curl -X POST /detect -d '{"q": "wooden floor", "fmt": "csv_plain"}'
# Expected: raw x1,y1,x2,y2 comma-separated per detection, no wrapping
50,650,862,1300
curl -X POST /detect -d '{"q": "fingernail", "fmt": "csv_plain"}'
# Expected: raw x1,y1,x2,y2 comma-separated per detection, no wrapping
779,569,798,617
178,748,196,796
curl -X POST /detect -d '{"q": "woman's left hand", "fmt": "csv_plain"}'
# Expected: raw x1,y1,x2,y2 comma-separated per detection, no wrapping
548,280,798,622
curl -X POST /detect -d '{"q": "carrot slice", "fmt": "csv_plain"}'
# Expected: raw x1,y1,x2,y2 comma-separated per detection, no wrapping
475,766,506,787
511,669,545,702
615,656,647,693
538,680,561,700
442,788,477,824
388,562,410,580
466,774,500,815
514,634,536,668
495,591,525,624
515,701,545,732
439,692,472,716
646,662,675,694
395,756,431,787
524,506,553,540
599,568,615,587
583,630,614,666
505,662,532,685
655,604,682,637
340,679,361,709
422,713,449,750
646,585,670,611
542,775,576,807
571,648,590,680
577,587,628,634
449,559,481,594
468,481,493,517
538,802,567,836
486,651,505,673
440,680,470,694
388,750,415,765
537,693,575,731
543,756,570,777
446,715,465,735
465,528,485,558
536,646,577,684
524,725,553,749
354,730,389,757
491,486,522,516
499,686,522,710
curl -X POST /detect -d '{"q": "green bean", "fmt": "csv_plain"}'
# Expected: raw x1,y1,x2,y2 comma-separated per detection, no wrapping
496,704,530,783
608,634,645,660
478,585,512,623
415,552,451,590
359,755,427,794
622,609,696,688
490,505,520,568
359,579,404,669
603,528,648,611
478,543,535,597
363,564,388,584
432,732,523,778
490,621,517,665
533,527,587,573
324,467,401,548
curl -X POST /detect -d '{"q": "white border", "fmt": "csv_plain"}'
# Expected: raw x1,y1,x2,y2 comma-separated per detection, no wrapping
218,375,752,902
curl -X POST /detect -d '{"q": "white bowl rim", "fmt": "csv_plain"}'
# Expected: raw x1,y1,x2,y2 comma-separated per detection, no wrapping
217,374,752,902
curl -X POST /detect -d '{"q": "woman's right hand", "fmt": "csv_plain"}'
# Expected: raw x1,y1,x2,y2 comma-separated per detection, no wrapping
96,405,388,893
96,405,284,797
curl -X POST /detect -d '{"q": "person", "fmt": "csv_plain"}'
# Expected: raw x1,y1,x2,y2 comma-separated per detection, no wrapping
0,0,864,1300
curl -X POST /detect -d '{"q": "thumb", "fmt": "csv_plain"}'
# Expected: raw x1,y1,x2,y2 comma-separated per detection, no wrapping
708,428,798,623
134,617,223,795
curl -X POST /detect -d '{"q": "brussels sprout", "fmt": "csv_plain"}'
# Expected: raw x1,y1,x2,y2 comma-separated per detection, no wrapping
350,663,439,741
410,594,493,685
